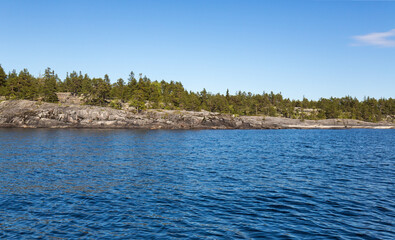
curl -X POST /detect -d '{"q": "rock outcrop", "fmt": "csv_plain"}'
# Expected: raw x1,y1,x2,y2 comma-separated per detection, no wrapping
0,100,393,129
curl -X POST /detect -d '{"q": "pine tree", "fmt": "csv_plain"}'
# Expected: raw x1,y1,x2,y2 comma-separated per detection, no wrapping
81,74,92,96
89,77,110,106
111,78,127,101
0,65,8,96
64,71,83,95
19,69,39,100
0,64,6,87
42,68,59,102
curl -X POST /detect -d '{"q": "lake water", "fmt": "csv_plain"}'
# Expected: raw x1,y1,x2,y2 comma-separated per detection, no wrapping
0,129,394,239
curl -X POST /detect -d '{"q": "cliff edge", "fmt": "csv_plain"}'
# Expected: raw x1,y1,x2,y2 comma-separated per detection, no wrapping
0,100,393,129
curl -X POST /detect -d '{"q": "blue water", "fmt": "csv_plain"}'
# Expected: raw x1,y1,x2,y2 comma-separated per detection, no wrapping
0,129,394,239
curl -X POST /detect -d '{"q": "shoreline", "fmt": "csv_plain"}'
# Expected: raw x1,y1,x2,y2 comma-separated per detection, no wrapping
1,100,394,130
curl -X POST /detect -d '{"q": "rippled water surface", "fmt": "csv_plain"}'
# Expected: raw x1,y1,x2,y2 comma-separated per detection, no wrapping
0,129,394,239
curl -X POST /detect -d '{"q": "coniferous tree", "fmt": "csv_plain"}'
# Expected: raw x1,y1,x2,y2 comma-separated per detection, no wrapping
88,76,111,106
81,74,92,96
0,65,6,87
0,65,7,96
129,89,145,112
18,69,39,100
6,70,19,98
64,71,83,95
111,78,127,101
127,71,137,99
42,68,59,102
5,69,38,100
0,65,394,122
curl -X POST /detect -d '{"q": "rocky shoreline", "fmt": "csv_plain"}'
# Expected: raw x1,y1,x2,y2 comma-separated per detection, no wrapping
0,100,393,129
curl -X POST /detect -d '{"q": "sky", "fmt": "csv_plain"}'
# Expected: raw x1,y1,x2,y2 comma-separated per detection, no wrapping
0,0,394,100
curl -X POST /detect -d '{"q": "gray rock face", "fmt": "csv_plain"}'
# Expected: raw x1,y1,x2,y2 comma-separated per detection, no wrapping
0,100,393,129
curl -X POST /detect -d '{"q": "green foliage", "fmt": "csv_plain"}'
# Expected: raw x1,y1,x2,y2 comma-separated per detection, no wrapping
42,68,59,103
0,64,394,122
111,78,127,102
0,64,7,88
81,74,92,96
86,77,111,106
129,89,146,112
5,69,39,100
64,71,83,95
109,99,122,110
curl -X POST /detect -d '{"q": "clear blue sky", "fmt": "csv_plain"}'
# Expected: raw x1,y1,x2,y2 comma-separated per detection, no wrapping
1,0,394,100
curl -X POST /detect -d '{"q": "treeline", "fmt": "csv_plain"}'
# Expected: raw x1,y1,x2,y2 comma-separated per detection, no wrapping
0,65,393,122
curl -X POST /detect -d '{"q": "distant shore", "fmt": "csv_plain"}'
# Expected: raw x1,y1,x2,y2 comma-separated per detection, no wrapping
0,100,393,129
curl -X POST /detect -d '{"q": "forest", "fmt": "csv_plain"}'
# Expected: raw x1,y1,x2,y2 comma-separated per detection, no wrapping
0,65,393,122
